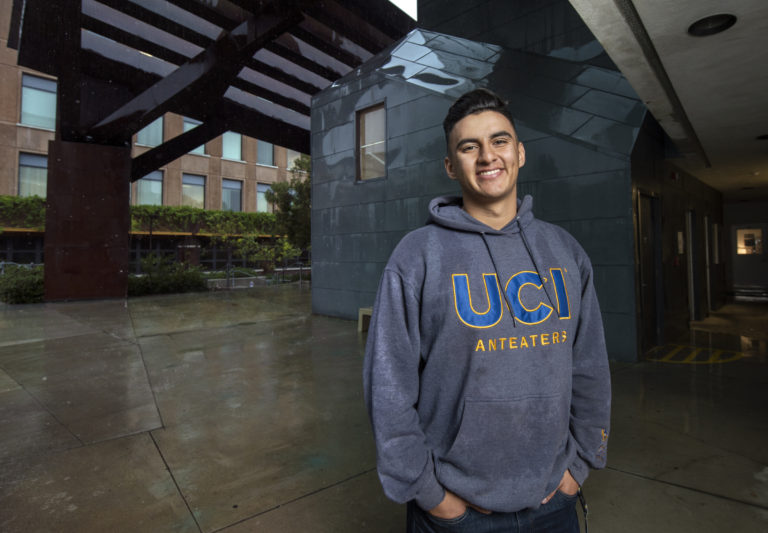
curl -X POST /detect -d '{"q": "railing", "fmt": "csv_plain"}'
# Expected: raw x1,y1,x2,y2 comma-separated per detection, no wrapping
0,261,41,275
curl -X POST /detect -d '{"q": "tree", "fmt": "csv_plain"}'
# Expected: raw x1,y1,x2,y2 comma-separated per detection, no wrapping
265,155,311,250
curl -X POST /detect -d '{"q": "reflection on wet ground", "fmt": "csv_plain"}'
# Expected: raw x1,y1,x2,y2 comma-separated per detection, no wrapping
0,291,766,532
647,303,768,365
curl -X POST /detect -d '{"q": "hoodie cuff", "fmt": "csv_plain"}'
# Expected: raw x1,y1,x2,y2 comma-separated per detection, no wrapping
569,456,590,487
414,478,446,511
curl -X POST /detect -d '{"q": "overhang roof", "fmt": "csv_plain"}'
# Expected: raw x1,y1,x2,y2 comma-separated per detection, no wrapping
8,0,414,179
570,0,768,201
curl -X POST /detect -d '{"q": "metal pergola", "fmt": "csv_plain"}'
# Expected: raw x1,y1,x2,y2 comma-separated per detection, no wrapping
9,0,414,180
7,0,414,300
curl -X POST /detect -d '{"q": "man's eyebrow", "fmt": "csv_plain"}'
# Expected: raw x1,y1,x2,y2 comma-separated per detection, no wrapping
454,131,516,150
490,130,515,140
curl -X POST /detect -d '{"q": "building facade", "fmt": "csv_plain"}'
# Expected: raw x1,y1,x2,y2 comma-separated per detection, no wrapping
310,0,728,362
0,0,304,214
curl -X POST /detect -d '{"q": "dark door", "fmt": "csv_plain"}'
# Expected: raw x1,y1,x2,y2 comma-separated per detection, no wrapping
637,194,662,353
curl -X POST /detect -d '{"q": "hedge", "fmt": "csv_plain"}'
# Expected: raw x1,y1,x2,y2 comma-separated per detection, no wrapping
0,195,277,236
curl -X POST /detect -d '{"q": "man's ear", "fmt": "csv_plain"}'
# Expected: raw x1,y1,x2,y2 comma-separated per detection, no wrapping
444,156,457,180
518,142,526,168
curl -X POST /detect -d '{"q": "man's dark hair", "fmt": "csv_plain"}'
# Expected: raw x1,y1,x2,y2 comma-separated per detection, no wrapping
443,88,517,150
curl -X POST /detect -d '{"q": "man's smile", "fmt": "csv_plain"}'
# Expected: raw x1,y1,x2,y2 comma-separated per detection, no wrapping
477,168,503,178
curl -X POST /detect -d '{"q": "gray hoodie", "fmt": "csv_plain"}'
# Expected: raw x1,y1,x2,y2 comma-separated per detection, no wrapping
363,194,611,513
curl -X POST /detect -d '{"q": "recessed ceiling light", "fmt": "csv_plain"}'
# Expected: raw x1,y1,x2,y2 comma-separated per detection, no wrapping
757,134,768,140
687,14,737,37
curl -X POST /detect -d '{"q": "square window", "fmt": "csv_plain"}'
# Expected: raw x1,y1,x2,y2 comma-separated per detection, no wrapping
357,104,386,181
183,117,205,155
18,153,48,198
182,173,205,208
222,179,242,212
137,170,163,205
21,74,57,130
137,117,164,147
257,140,274,166
287,149,306,172
222,131,242,161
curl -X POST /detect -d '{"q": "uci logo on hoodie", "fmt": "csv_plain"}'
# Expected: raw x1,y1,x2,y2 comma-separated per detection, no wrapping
452,268,571,327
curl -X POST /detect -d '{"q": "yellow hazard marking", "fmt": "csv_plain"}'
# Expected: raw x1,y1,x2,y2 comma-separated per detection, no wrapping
645,344,745,364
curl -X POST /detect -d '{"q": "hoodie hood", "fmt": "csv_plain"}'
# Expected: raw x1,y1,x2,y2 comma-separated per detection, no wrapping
428,195,535,234
427,194,557,325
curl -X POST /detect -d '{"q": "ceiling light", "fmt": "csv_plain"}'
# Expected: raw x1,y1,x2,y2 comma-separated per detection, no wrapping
757,134,768,140
687,14,737,37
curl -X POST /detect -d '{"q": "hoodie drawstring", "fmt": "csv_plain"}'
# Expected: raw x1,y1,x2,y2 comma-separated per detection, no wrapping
480,232,518,328
518,225,561,319
480,221,562,328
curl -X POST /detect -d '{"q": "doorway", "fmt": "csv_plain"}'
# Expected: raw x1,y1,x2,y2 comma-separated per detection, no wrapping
637,193,663,353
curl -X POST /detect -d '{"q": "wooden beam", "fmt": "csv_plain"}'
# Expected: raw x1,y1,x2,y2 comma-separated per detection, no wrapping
89,4,303,144
131,117,229,181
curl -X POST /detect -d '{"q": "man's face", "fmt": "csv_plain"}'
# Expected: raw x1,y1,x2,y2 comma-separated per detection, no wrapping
444,110,526,210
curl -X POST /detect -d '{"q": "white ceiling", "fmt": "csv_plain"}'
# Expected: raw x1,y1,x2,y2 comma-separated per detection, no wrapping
569,0,768,201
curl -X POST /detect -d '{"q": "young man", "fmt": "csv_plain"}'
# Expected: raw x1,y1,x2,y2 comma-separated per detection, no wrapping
363,88,611,532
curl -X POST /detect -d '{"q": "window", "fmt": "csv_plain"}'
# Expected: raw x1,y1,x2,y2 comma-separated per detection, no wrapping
18,153,48,198
286,149,303,172
182,174,205,208
137,116,163,146
737,228,763,255
257,183,272,213
222,131,242,161
183,117,205,155
21,74,56,130
357,104,386,180
222,179,242,212
137,170,163,205
257,140,274,166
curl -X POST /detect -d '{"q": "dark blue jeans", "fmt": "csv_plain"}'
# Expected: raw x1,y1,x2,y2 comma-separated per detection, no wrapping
407,491,580,533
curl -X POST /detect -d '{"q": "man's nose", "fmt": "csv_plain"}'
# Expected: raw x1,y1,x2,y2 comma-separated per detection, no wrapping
478,142,497,163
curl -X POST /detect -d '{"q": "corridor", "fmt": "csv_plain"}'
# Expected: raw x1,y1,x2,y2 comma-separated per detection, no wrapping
0,287,766,532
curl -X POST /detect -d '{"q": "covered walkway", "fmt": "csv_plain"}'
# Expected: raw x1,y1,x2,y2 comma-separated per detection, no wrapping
1,288,766,531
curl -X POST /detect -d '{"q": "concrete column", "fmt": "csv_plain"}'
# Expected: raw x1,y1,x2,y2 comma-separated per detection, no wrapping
44,139,131,300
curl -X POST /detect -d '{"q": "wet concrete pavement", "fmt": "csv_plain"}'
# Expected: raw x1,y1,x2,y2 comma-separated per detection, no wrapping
1,287,767,532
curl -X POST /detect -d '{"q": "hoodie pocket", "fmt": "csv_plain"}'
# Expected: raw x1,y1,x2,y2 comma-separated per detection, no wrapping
436,395,567,506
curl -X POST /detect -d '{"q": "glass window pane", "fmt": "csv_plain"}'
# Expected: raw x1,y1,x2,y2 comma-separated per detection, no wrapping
360,106,385,146
357,104,386,180
737,228,763,255
257,183,271,213
18,153,48,198
137,117,163,146
286,149,303,171
222,131,242,160
137,171,163,205
360,143,386,181
222,179,242,212
21,75,57,130
183,117,205,155
257,140,274,166
182,173,205,208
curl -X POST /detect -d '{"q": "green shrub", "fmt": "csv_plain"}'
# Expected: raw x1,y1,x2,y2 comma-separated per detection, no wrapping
0,265,44,304
0,196,46,230
0,195,278,237
128,254,207,297
130,205,277,235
